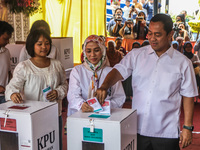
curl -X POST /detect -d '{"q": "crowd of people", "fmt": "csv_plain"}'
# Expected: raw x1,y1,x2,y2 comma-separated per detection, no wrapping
107,0,195,42
0,5,200,150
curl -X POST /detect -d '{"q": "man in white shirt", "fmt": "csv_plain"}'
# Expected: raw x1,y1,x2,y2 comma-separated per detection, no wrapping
0,21,13,104
123,0,131,19
95,14,198,150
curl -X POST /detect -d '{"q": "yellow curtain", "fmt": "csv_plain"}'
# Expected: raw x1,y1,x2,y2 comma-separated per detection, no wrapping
30,0,106,64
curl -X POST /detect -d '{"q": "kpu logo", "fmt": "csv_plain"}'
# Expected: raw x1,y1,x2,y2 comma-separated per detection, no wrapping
37,130,55,150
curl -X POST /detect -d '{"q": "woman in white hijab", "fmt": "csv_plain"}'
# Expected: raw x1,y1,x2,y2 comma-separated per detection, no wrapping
67,35,125,116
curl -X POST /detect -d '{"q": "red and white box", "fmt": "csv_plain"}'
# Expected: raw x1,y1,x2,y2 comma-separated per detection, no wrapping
0,100,59,150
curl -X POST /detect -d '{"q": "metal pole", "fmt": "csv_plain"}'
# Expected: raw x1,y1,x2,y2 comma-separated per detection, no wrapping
154,0,158,16
165,0,169,14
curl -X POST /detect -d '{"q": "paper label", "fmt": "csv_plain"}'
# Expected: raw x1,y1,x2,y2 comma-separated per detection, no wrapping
86,97,103,112
0,118,17,131
83,127,103,142
8,105,29,110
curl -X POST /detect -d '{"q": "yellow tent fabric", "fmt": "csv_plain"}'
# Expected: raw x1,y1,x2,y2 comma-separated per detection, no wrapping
30,0,106,64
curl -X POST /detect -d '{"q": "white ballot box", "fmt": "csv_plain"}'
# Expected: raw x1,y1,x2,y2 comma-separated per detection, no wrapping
67,108,137,150
0,101,59,150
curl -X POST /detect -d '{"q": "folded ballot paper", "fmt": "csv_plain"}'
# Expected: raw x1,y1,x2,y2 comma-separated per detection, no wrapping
86,97,103,112
86,97,111,117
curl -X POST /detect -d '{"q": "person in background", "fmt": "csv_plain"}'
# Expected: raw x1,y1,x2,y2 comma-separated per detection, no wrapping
110,0,121,15
141,39,149,47
128,0,143,20
0,21,13,104
95,14,197,150
178,22,190,41
132,41,141,49
171,41,179,50
19,20,60,62
183,41,200,102
119,18,135,39
67,35,125,116
175,14,190,37
133,0,143,10
123,0,132,20
106,40,123,67
107,8,126,36
5,29,68,150
108,11,124,37
181,10,189,22
173,20,189,42
115,37,127,56
128,3,139,20
176,36,184,53
133,10,148,40
194,37,200,59
142,0,161,21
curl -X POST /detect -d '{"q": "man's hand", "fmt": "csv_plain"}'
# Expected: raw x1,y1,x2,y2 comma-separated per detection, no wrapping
81,102,94,112
179,128,193,148
94,87,108,105
11,93,23,103
0,86,5,94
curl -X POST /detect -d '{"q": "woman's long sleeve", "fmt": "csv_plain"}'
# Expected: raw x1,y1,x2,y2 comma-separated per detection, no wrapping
67,68,86,116
5,62,26,100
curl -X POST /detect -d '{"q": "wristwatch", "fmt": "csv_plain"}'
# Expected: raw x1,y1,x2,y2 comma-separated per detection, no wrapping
183,125,194,131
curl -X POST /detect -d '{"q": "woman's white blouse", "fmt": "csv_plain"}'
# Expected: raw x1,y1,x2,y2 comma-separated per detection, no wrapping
67,64,126,116
5,59,68,104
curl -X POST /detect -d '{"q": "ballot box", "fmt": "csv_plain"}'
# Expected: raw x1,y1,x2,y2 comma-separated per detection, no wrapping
0,100,59,150
67,108,137,150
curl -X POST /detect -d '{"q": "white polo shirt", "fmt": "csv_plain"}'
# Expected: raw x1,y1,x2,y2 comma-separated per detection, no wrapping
114,45,198,138
0,47,11,96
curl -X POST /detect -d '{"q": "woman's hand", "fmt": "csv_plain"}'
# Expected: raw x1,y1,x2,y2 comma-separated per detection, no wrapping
81,102,94,112
11,93,23,103
46,90,58,101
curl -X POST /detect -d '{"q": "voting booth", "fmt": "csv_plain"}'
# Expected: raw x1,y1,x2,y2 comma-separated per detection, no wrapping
0,101,59,150
67,108,137,150
5,44,24,73
6,37,74,73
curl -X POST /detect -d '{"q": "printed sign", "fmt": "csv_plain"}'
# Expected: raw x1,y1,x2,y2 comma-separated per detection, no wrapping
83,127,103,142
0,118,17,131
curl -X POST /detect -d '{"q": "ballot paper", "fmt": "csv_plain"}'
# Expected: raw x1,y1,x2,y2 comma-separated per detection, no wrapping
99,100,111,115
42,86,52,102
86,97,103,112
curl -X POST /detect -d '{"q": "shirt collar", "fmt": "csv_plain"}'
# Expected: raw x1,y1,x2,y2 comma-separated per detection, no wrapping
147,45,174,59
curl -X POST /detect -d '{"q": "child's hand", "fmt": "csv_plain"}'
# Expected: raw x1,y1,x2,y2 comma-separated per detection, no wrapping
46,90,58,101
11,93,23,103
